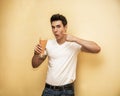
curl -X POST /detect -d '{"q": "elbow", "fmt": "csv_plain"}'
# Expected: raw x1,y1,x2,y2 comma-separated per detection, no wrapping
97,46,101,53
32,61,39,68
98,47,101,53
94,46,101,53
32,64,37,68
32,63,37,68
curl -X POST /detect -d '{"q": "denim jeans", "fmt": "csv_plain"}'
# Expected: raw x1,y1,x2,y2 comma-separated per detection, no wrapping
42,84,74,96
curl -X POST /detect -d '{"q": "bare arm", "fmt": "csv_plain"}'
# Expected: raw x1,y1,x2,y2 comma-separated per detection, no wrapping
65,34,101,53
32,44,47,68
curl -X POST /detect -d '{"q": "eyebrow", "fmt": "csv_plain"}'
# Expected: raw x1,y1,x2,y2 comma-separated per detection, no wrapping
51,24,61,27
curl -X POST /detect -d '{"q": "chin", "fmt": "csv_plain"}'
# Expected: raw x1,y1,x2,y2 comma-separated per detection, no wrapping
55,37,60,40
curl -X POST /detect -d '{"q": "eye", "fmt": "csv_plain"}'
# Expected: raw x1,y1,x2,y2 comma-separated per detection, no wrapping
56,25,61,28
51,26,55,29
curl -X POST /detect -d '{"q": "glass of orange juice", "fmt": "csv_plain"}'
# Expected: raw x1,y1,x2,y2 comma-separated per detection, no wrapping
39,38,47,57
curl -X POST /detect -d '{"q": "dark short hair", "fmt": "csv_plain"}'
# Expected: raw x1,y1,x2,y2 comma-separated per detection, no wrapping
50,14,67,26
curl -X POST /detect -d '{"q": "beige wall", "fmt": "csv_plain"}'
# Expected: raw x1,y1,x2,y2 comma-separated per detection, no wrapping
0,0,120,96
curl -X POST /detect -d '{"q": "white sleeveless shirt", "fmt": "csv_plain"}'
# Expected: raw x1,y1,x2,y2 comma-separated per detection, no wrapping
46,39,81,86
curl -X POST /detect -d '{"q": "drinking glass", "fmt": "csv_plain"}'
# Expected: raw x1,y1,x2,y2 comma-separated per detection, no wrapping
39,38,47,57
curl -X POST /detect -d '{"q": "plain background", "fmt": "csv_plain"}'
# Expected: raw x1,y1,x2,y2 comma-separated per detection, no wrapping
0,0,120,96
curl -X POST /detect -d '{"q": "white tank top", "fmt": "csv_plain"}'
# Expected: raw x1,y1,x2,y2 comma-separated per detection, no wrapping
46,39,81,86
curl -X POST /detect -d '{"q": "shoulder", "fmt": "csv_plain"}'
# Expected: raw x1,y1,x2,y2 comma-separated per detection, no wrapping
69,42,82,48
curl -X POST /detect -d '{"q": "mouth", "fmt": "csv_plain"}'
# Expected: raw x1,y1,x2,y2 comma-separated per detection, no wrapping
55,34,59,37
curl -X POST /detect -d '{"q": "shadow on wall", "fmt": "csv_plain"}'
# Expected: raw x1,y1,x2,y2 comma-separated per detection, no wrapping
75,51,104,95
78,52,103,68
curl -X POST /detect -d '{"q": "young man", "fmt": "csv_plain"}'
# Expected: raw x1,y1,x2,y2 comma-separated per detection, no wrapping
32,14,101,96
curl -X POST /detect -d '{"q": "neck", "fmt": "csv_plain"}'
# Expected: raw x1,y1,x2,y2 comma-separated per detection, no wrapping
57,37,66,45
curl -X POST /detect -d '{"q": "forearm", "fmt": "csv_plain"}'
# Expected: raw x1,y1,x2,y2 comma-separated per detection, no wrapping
74,37,101,53
32,54,46,68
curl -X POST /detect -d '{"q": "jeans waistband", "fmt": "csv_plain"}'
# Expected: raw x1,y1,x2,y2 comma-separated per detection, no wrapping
45,83,74,90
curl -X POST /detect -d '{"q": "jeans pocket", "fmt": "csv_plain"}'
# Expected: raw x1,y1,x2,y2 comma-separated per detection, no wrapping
42,88,54,96
64,88,74,96
67,90,74,95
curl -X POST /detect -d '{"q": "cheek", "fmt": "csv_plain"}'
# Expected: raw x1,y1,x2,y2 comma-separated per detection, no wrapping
60,28,64,33
57,30,62,34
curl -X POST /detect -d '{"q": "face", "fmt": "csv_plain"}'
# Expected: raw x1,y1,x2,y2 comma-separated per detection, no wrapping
51,20,67,40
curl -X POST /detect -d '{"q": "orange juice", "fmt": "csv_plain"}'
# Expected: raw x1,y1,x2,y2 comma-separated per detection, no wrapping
39,40,47,56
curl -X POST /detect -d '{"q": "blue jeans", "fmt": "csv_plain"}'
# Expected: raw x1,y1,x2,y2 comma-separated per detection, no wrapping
42,84,74,96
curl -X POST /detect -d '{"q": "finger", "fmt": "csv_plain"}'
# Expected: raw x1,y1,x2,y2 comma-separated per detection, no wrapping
36,44,42,50
34,48,42,54
36,49,41,53
35,46,43,52
36,44,42,48
34,46,43,54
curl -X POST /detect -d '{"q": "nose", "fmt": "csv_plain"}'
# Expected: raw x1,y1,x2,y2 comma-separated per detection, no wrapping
54,27,58,32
